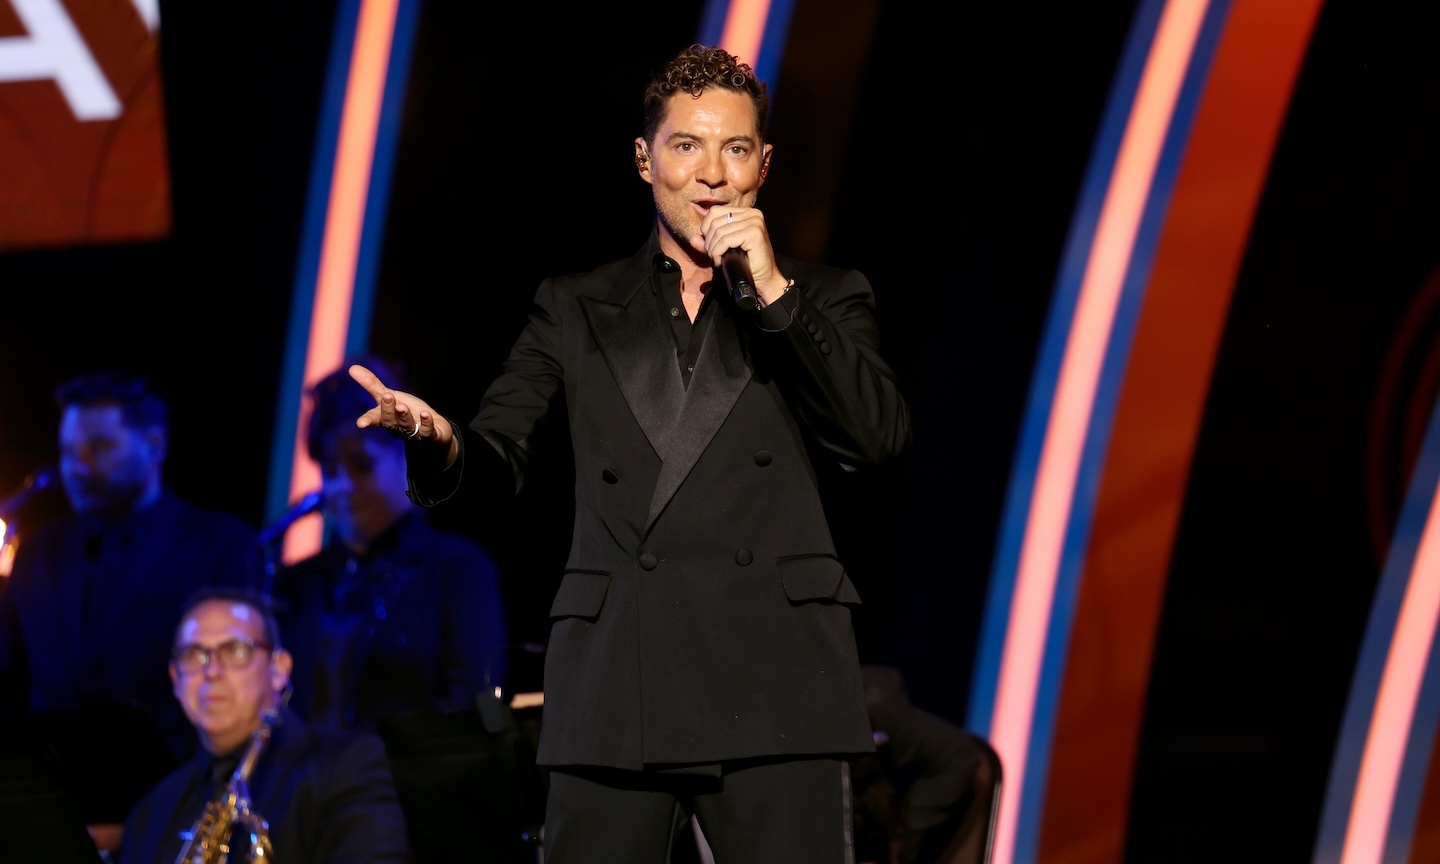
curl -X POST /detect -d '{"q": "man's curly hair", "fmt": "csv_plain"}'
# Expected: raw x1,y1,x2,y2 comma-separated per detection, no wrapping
641,44,769,145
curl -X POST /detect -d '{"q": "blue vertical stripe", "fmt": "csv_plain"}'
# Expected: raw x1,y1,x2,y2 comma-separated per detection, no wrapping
1007,7,1232,861
696,0,795,95
697,0,730,47
966,0,1170,736
1008,5,1232,858
753,0,794,90
267,0,363,524
1314,388,1440,863
267,0,421,525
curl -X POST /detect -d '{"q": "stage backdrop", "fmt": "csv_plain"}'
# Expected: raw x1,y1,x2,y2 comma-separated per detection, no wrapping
1,1,1437,862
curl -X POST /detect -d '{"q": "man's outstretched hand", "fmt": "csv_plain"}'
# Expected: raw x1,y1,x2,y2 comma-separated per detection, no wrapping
349,364,458,466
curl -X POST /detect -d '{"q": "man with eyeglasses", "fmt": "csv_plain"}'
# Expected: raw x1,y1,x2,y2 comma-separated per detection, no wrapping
118,586,411,863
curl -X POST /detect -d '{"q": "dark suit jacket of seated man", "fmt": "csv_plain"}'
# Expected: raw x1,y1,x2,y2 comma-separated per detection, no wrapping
120,586,410,863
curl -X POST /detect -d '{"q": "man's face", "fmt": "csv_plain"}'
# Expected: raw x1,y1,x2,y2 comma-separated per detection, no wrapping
318,431,412,552
57,403,161,518
170,599,291,755
639,88,771,255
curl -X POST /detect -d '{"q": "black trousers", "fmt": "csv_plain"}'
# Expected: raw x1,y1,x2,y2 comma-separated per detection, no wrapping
543,756,855,864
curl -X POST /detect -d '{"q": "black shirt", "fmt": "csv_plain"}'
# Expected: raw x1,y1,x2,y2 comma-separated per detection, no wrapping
651,251,718,387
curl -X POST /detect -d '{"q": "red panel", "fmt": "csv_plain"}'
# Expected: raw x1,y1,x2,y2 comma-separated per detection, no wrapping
0,0,170,249
1407,720,1440,864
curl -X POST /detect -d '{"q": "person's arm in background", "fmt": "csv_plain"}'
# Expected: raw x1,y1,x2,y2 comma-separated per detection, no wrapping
863,665,983,856
888,705,983,849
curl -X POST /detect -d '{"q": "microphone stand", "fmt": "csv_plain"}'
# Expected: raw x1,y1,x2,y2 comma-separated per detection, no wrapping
0,466,57,546
256,490,322,598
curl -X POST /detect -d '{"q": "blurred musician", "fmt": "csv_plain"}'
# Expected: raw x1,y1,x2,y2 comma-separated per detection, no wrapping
119,585,410,862
0,370,257,761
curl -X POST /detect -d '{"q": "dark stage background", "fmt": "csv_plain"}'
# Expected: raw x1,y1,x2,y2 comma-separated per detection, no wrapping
2,1,1438,861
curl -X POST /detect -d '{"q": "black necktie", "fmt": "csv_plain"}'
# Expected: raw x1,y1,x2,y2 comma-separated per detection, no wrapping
210,754,239,798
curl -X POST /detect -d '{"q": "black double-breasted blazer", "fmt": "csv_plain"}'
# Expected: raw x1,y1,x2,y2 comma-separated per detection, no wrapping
414,229,911,771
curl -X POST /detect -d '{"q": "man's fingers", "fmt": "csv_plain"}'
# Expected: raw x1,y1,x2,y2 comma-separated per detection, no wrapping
347,364,441,440
348,363,383,391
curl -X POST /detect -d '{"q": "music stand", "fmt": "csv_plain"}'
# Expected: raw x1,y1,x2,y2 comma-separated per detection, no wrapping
0,748,103,863
0,705,176,858
379,697,546,864
0,705,178,861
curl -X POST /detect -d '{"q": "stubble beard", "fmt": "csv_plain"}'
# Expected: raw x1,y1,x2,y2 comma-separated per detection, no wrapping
653,191,702,265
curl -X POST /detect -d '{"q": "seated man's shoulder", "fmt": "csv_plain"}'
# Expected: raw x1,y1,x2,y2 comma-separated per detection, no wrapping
300,725,395,781
123,758,199,839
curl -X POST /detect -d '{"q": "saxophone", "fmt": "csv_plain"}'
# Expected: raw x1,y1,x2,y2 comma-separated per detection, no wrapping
175,708,279,864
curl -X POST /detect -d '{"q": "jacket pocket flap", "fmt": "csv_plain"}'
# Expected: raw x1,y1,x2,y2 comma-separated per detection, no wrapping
780,556,862,605
549,570,610,620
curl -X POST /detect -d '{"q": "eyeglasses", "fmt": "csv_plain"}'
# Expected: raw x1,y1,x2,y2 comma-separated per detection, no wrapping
171,638,273,675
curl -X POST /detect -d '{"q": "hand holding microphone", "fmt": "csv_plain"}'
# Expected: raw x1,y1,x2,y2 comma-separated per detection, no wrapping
721,248,758,311
700,206,783,312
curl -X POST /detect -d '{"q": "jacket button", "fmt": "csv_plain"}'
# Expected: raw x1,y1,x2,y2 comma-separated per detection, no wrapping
820,342,832,355
602,468,620,484
735,549,753,566
639,552,658,570
753,450,772,467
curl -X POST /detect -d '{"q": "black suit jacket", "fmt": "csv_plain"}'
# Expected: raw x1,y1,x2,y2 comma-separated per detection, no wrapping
415,230,912,770
0,492,258,759
120,705,411,863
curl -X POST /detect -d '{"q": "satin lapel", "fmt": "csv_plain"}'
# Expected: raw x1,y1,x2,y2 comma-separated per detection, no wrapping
644,306,751,533
579,292,685,459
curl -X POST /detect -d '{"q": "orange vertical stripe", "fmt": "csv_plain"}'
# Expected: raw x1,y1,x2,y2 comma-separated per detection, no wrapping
987,4,1209,863
718,0,771,66
1342,486,1440,864
1038,2,1324,862
282,0,400,565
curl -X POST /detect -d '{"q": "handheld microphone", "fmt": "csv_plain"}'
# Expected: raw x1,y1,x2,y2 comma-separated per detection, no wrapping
721,248,758,312
256,490,323,547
